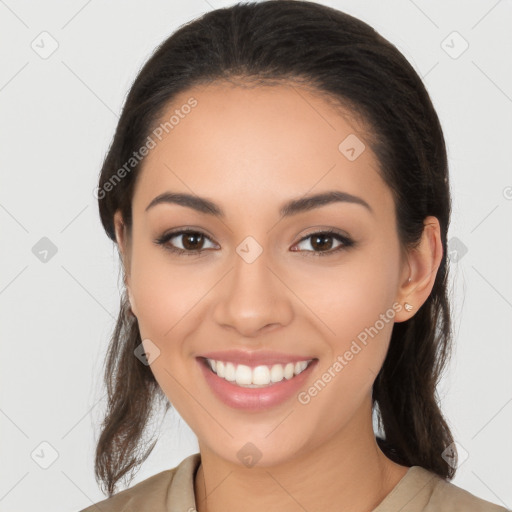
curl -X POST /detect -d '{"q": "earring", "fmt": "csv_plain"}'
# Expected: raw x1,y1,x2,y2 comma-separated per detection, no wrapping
404,277,413,310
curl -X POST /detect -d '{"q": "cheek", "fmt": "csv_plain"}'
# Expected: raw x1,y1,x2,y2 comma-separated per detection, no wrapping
292,246,399,395
128,240,204,342
129,250,204,408
131,232,400,347
292,247,399,342
294,274,396,436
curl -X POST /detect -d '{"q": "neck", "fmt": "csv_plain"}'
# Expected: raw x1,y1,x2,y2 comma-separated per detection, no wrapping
193,398,409,512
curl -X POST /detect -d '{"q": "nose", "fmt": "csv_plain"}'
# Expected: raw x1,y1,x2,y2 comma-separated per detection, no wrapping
212,245,294,338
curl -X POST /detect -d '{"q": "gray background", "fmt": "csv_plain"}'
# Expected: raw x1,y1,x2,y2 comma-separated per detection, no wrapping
0,0,511,510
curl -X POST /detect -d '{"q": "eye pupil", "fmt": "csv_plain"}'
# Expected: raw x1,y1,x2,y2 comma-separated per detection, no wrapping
183,232,204,250
311,234,333,251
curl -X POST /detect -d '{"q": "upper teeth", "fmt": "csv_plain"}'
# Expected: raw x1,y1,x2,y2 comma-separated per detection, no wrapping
206,358,312,388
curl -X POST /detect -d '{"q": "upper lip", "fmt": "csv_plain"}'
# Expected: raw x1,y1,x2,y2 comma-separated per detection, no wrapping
198,349,316,368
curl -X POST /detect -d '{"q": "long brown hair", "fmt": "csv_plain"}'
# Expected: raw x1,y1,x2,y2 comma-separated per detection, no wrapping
94,0,455,497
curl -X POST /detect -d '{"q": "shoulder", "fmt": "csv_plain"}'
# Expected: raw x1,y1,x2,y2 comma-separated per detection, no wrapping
77,469,176,512
76,453,201,512
376,466,508,512
425,470,509,512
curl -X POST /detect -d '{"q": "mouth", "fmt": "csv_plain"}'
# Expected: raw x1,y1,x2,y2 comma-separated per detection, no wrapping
199,356,315,388
196,356,319,411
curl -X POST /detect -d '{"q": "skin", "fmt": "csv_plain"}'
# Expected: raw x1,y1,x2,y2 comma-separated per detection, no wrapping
114,81,443,512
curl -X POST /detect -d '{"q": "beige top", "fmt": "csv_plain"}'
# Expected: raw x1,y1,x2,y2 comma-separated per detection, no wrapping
78,453,509,512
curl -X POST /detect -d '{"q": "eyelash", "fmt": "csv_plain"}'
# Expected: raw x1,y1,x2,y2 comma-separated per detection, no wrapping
154,228,355,257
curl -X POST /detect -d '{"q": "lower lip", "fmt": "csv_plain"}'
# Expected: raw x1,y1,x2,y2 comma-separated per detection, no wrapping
197,357,318,411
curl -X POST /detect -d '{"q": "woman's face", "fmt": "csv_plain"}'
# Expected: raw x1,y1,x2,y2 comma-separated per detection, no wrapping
115,82,414,467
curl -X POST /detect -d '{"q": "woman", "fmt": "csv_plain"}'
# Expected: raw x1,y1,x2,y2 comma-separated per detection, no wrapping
80,1,507,511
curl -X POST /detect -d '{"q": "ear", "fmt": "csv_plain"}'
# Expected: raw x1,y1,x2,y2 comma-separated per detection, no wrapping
113,210,129,274
113,210,137,316
394,216,444,322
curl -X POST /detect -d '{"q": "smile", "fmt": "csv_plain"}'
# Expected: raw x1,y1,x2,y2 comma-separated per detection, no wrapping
205,357,314,388
197,356,319,411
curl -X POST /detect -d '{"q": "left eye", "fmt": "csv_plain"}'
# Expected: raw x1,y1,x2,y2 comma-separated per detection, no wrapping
292,230,354,256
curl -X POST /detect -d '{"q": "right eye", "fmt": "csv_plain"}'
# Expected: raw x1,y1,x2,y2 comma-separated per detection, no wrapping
154,229,218,256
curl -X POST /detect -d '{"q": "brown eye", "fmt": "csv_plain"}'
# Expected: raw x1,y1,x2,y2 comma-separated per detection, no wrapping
155,228,355,257
180,232,205,250
154,229,217,256
292,230,355,257
310,233,335,251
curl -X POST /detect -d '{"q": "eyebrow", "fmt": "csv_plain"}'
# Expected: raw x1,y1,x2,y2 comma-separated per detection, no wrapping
145,190,374,217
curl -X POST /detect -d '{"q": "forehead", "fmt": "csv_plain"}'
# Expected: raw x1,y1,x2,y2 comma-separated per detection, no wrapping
132,81,393,219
